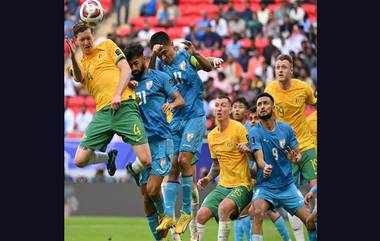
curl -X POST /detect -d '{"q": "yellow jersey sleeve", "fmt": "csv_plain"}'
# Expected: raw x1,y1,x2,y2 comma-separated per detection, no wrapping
207,132,217,159
305,83,317,105
105,40,126,65
238,124,249,144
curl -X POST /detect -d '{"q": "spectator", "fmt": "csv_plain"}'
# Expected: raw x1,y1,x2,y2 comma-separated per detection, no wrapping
184,26,202,48
281,25,306,54
289,1,305,25
65,0,79,16
279,15,294,37
204,77,219,103
210,12,229,39
299,67,314,88
246,12,263,38
223,1,238,22
226,33,243,59
64,66,78,97
115,0,130,26
263,35,279,65
237,47,250,72
197,10,211,39
228,13,246,37
222,55,243,86
274,0,289,25
246,50,265,80
137,22,156,47
301,47,317,71
156,1,176,27
255,61,274,86
213,71,232,94
263,12,280,38
64,13,76,39
239,0,253,23
75,105,93,132
64,100,75,136
200,25,222,50
257,2,270,26
140,0,157,17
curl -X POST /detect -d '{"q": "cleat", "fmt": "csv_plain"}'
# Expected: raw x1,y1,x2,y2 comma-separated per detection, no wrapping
156,215,176,232
126,163,140,186
106,149,118,176
175,211,192,234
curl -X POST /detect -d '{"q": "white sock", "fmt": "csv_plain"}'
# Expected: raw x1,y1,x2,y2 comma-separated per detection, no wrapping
251,234,263,241
197,223,206,241
88,151,109,165
190,187,199,240
218,221,231,241
131,158,145,174
288,213,305,241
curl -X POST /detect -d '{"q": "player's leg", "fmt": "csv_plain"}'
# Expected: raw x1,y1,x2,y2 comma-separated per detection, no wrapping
176,116,206,234
267,210,291,241
74,109,117,175
300,148,318,196
141,184,166,241
250,187,274,241
235,204,252,241
197,186,226,241
190,157,199,241
113,100,152,184
289,164,306,241
218,186,252,241
234,218,245,241
281,184,317,241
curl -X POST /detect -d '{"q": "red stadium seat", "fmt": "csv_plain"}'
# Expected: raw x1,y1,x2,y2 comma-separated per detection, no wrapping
167,27,184,39
268,3,281,12
222,38,232,46
67,96,85,108
240,38,252,48
84,96,96,108
175,16,201,27
66,131,84,139
198,49,212,57
254,37,269,50
212,49,223,58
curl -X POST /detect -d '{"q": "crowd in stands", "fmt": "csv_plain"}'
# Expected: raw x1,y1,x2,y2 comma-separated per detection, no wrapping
64,0,317,138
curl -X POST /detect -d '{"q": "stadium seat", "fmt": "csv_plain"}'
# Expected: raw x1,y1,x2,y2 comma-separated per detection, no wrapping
66,131,84,139
68,96,85,108
254,37,269,50
167,27,184,39
212,49,224,58
175,16,201,27
240,38,252,48
84,96,96,108
198,49,212,57
268,3,281,12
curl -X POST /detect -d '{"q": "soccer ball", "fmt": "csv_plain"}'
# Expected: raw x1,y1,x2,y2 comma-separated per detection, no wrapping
79,0,104,27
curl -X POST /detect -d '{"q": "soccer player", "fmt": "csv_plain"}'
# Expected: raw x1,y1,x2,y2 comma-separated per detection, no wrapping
265,54,317,241
306,111,317,148
249,105,260,127
65,22,151,177
304,185,317,228
196,94,257,241
232,97,291,241
147,32,212,235
124,44,186,240
245,93,317,241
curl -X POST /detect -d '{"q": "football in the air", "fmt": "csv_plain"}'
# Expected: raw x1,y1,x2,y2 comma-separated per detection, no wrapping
79,0,104,27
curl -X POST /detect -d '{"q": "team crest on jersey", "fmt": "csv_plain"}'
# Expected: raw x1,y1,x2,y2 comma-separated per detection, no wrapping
98,51,106,60
146,80,153,90
279,139,286,148
186,133,194,142
180,61,186,71
295,96,304,105
226,140,233,148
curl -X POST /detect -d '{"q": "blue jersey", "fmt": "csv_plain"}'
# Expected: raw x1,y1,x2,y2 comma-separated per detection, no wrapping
157,49,205,121
249,121,298,189
244,121,252,132
132,69,177,140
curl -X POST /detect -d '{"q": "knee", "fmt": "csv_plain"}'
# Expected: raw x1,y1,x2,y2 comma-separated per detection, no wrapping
178,155,190,169
252,206,265,221
74,157,86,168
218,203,234,220
306,216,316,230
196,209,209,225
146,184,161,199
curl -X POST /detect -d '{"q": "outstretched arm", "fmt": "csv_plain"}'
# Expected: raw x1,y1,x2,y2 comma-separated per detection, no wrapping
65,37,84,83
197,158,220,189
148,44,162,69
182,40,212,71
111,59,132,110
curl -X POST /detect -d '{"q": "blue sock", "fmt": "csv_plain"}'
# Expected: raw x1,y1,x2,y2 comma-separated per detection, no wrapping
146,213,161,241
241,216,252,241
181,175,193,215
308,229,317,241
234,219,244,241
274,216,291,241
152,196,165,217
163,182,179,217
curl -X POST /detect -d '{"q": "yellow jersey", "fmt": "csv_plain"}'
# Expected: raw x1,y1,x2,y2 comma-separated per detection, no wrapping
207,119,252,190
306,111,317,147
80,39,136,111
265,79,317,152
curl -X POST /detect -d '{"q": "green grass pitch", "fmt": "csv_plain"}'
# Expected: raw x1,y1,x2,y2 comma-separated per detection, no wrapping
65,216,304,241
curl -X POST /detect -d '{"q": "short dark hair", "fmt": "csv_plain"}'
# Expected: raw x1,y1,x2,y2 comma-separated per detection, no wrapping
150,31,171,49
249,105,257,113
232,97,249,109
256,92,275,105
276,54,293,66
216,93,231,104
73,21,93,37
124,44,144,61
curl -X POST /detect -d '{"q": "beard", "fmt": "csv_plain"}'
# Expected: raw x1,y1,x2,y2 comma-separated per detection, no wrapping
259,111,272,120
133,65,146,79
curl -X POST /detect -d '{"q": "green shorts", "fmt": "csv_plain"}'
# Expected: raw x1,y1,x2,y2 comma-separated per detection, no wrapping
293,148,317,186
201,185,252,222
80,100,147,151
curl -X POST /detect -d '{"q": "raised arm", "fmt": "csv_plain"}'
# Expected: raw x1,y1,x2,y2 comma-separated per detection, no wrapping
148,44,162,69
197,158,220,189
65,37,84,83
182,40,212,71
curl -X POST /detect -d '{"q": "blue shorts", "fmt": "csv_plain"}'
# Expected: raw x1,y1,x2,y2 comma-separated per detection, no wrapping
252,183,304,215
140,137,173,185
171,115,206,156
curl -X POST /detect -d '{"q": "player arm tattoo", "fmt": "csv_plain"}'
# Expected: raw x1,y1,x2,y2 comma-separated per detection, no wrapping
70,54,84,83
207,158,220,181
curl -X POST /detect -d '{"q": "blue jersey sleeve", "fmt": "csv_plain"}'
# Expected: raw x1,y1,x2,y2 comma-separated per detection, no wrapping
157,71,178,97
249,128,262,151
287,125,299,149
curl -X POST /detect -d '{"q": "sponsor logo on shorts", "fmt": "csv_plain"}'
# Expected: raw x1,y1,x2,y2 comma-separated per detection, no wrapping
186,133,194,142
160,159,166,169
